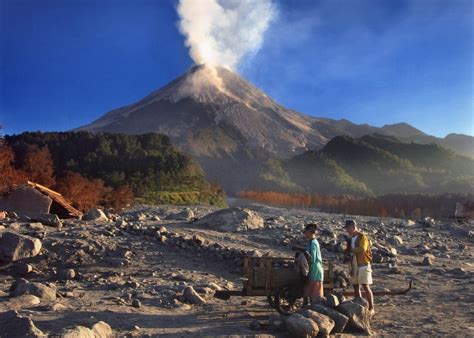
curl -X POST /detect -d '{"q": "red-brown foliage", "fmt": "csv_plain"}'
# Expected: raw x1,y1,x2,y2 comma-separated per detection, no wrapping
18,145,56,187
55,171,133,212
239,190,472,220
55,171,108,212
0,145,28,194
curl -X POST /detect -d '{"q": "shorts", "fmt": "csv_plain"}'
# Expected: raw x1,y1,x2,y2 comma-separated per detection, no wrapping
350,256,373,285
351,263,373,285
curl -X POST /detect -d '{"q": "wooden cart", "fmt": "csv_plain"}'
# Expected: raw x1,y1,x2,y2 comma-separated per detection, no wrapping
215,256,334,314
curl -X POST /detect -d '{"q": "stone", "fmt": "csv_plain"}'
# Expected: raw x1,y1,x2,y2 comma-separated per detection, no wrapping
5,294,41,310
183,286,206,304
194,207,264,232
57,269,76,281
0,211,6,220
83,208,108,222
337,300,371,332
91,321,113,338
10,279,57,301
166,209,194,221
299,309,335,336
372,252,385,264
31,213,62,227
311,304,349,333
0,232,42,262
0,310,45,337
0,185,52,218
132,298,141,308
28,222,45,231
11,262,34,276
48,303,68,311
63,325,95,338
422,256,433,266
325,293,340,309
285,313,319,337
388,235,403,246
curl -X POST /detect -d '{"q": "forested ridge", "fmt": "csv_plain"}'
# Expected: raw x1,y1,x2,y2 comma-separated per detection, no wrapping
2,132,226,209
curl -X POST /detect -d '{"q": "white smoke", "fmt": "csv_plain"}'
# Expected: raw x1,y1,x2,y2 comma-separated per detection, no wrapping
177,0,277,70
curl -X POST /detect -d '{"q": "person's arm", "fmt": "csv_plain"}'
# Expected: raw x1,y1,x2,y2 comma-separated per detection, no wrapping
351,234,368,254
310,240,322,264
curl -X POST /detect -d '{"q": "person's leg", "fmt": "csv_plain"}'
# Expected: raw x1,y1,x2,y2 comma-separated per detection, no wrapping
353,283,361,298
362,284,374,310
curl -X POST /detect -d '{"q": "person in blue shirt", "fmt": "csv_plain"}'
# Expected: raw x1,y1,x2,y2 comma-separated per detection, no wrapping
302,223,324,304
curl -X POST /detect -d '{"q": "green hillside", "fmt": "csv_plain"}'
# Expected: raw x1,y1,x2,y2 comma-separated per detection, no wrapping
262,134,474,196
5,132,226,206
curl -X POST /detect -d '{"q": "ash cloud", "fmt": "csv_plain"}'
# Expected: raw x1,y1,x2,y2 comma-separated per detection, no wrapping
177,0,277,70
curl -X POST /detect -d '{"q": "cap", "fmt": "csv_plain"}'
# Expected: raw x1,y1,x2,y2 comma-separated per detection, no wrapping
344,219,357,228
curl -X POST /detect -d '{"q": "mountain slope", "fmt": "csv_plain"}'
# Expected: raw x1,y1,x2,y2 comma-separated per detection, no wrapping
277,134,474,195
76,64,473,191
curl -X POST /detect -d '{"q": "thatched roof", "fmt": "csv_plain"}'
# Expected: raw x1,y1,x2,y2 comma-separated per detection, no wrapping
27,181,82,218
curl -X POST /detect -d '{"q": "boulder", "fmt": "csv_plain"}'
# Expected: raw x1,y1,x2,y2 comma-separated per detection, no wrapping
11,262,34,276
285,313,319,337
83,208,108,222
10,279,57,301
0,232,42,262
63,325,95,338
337,300,371,332
91,321,113,338
422,256,433,266
0,185,52,218
325,293,340,309
299,309,335,336
57,269,76,281
388,235,403,246
165,209,194,221
183,286,206,304
31,213,62,227
311,304,348,333
0,211,6,220
4,294,41,310
194,207,264,232
0,310,45,337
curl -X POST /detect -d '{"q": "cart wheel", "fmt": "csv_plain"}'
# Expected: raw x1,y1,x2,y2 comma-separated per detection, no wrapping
274,285,303,315
267,295,277,308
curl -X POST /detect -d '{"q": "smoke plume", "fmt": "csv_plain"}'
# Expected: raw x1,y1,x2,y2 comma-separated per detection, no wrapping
177,0,277,70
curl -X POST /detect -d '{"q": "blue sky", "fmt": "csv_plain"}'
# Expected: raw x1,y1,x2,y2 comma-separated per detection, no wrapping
1,0,472,137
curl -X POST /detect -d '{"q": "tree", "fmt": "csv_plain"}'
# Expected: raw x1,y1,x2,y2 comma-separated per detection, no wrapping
0,144,28,194
19,145,56,187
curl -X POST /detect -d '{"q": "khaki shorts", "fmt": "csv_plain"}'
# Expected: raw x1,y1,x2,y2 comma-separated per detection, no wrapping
351,260,373,285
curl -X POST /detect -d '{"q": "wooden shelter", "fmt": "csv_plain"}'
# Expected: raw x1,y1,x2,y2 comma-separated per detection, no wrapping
26,181,82,219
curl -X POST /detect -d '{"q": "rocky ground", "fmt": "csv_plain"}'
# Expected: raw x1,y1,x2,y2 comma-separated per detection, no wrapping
0,202,473,337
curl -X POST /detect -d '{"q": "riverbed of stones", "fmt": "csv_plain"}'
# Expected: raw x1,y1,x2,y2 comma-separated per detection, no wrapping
0,203,473,337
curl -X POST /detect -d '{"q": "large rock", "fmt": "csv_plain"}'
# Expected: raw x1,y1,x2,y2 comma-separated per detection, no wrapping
166,209,194,221
183,286,206,304
62,326,95,338
337,300,371,332
194,207,264,232
10,279,57,301
91,321,113,338
299,309,335,336
3,294,41,310
285,313,319,337
0,232,42,262
0,310,45,337
83,208,108,222
0,185,52,218
30,213,62,227
311,304,349,333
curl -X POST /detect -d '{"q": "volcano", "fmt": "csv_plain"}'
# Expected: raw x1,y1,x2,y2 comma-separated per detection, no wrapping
76,65,472,191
